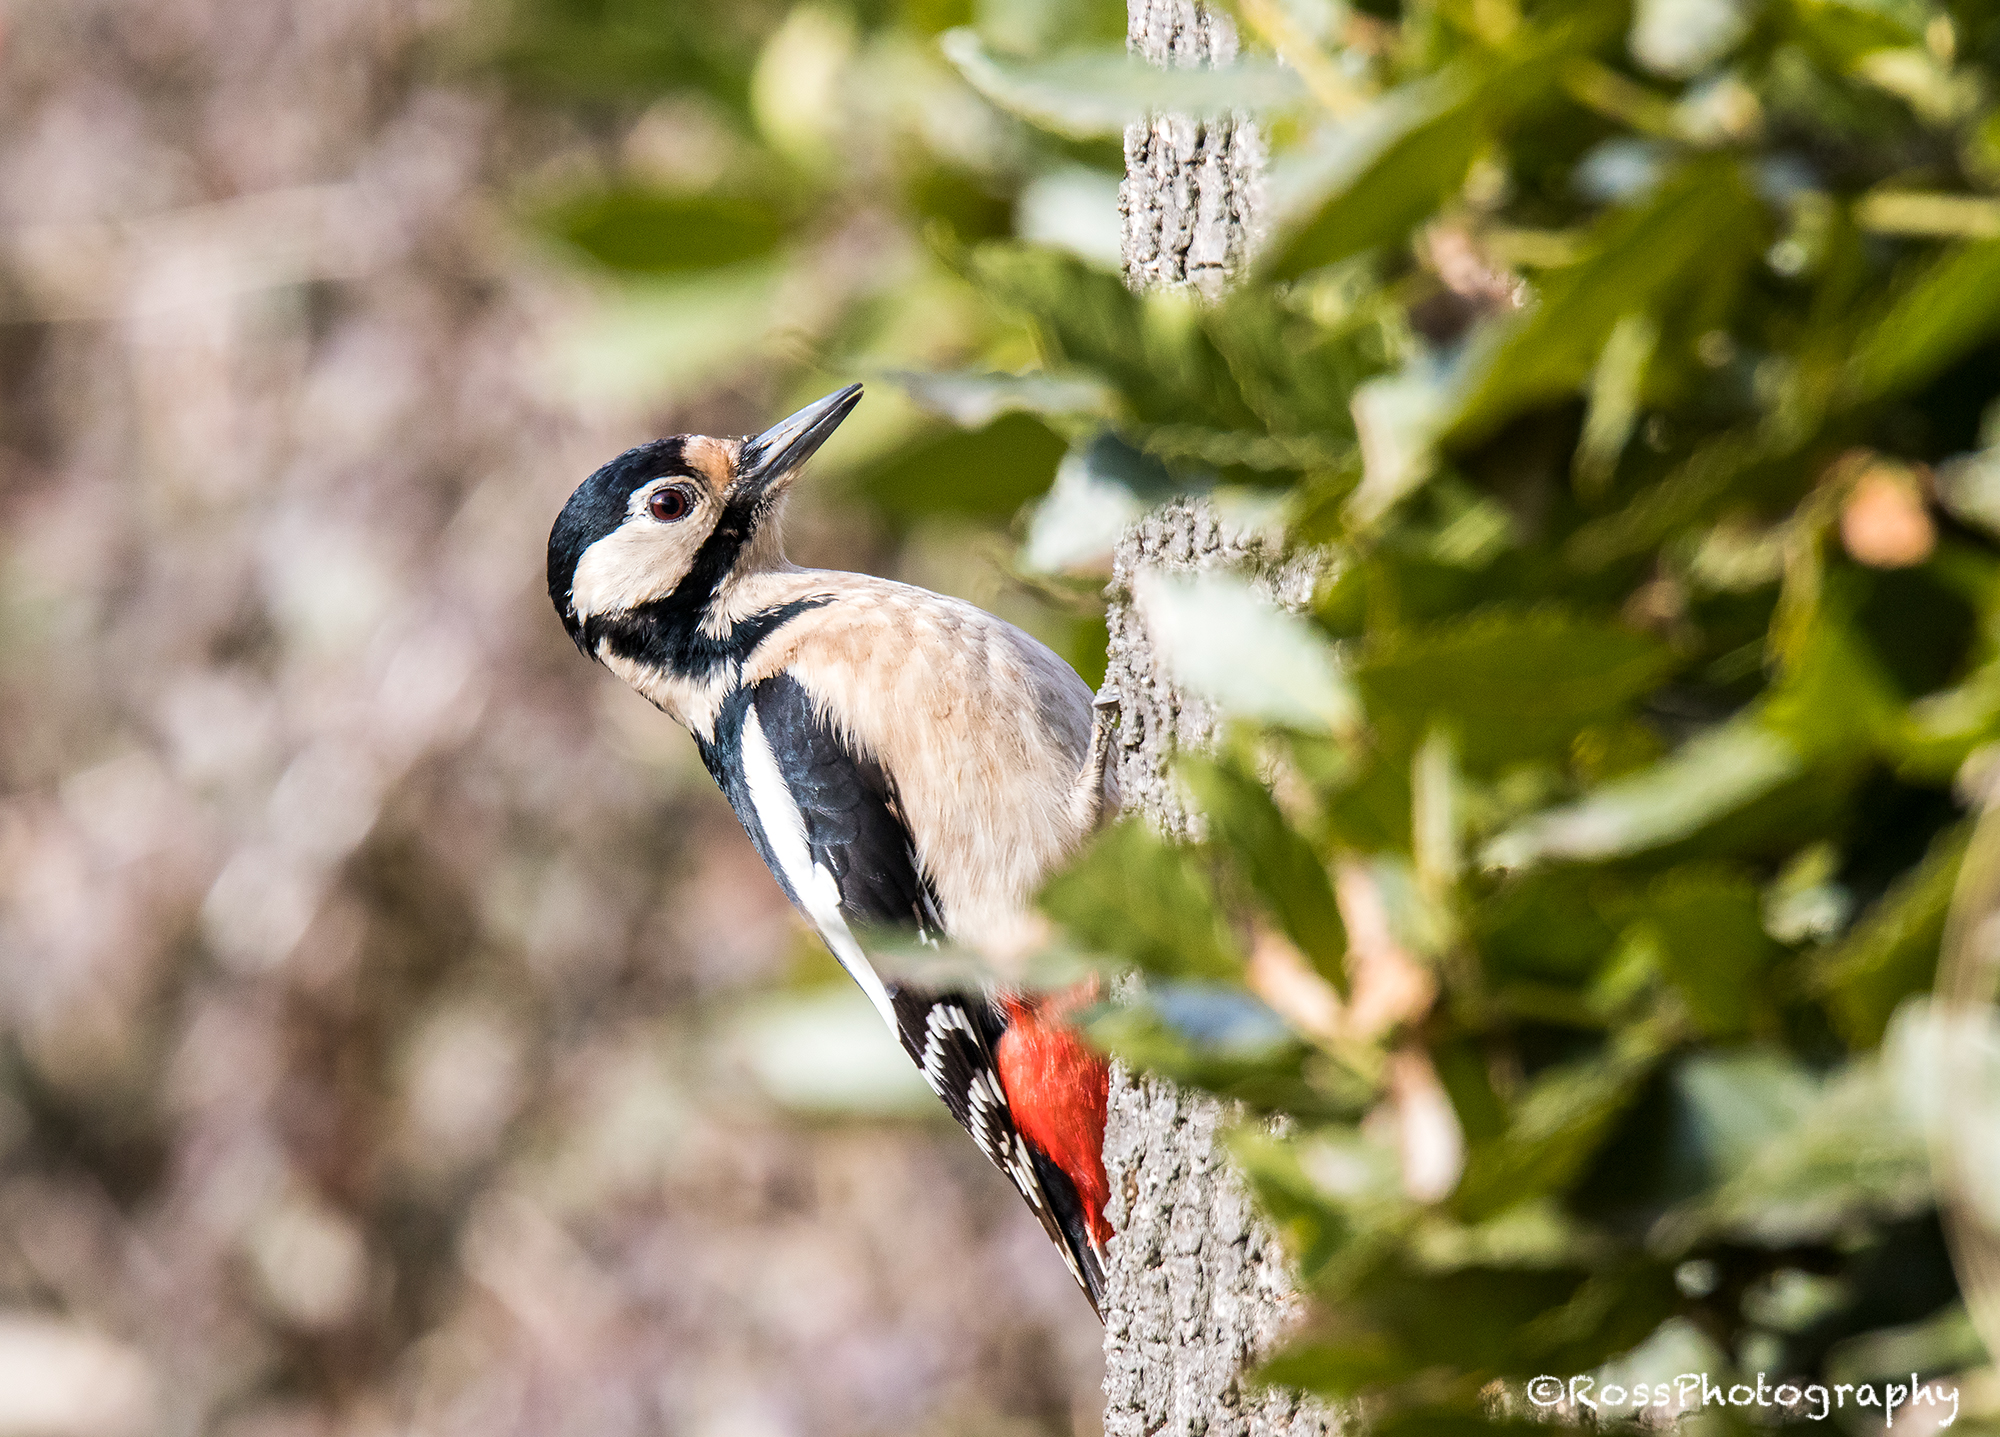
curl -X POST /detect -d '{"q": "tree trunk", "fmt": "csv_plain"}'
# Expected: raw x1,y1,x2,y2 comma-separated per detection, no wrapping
1119,0,1263,299
1100,8,1336,1435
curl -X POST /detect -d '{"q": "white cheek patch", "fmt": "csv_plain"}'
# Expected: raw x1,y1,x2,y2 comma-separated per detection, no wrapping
569,521,689,621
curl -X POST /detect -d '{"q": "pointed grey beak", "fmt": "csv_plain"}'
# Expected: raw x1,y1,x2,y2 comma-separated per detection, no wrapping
737,382,863,497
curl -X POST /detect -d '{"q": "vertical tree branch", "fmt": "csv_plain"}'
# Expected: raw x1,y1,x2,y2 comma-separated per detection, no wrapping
1119,0,1264,298
1100,7,1335,1435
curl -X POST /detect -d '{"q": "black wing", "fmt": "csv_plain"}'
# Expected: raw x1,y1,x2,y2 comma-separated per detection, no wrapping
701,673,944,935
888,985,1107,1317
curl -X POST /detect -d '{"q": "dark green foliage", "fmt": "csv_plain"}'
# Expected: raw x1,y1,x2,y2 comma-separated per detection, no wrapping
1183,755,1352,992
856,412,1069,520
542,188,791,273
915,0,2000,1420
1042,818,1241,980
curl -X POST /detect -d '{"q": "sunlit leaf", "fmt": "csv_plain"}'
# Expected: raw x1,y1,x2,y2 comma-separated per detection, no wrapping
1135,570,1360,735
1481,722,1803,870
1348,362,1454,527
1630,0,1752,78
940,29,1307,139
1023,431,1178,574
1264,75,1486,280
1264,10,1623,281
886,368,1117,428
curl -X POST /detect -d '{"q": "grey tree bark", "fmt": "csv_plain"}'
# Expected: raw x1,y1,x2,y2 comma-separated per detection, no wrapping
1119,0,1264,299
1099,6,1337,1435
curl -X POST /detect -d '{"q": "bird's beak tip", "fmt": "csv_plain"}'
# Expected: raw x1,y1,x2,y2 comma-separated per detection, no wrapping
739,382,865,491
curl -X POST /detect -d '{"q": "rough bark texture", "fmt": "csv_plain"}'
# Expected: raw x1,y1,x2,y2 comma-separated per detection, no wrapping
1119,0,1264,298
1099,505,1334,1437
1101,7,1335,1433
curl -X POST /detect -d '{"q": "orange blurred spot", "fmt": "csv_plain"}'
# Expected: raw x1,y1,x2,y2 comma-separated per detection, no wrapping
1841,463,1936,568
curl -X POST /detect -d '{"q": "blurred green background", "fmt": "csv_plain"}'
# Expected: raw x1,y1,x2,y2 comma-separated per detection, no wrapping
0,0,1135,1432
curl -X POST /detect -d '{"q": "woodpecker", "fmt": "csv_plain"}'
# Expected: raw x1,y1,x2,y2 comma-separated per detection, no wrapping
547,383,1119,1313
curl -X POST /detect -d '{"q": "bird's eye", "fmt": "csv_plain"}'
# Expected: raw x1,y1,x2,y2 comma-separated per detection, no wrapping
648,486,692,523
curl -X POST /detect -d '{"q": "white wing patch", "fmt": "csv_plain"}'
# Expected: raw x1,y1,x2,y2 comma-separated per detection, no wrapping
739,704,897,1030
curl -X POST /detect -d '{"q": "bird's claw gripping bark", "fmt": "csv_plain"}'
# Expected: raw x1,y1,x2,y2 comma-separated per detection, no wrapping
1072,684,1122,833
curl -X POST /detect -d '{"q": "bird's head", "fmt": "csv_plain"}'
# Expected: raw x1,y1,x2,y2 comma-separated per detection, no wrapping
547,382,863,655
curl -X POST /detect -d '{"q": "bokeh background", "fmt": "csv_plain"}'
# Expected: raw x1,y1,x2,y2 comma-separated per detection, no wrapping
0,1,1129,1433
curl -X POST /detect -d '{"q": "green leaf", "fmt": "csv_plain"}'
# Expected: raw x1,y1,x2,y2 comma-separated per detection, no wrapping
1202,286,1391,441
1847,238,2000,402
1355,608,1677,775
1086,1000,1366,1119
1826,1304,1989,1388
856,411,1067,519
1271,1255,1675,1393
1761,605,1905,758
1811,822,1970,1049
1229,1125,1402,1286
1564,426,1776,571
1135,570,1361,735
1264,75,1488,280
1452,1031,1667,1221
1023,430,1177,574
1451,159,1765,445
1788,0,1925,66
540,188,788,273
939,29,1306,139
1042,819,1240,979
1472,869,1629,989
1481,722,1804,870
966,243,1259,429
885,368,1116,427
1572,312,1658,496
1264,11,1623,281
1637,869,1782,1037
1182,756,1350,993
1653,1052,1931,1250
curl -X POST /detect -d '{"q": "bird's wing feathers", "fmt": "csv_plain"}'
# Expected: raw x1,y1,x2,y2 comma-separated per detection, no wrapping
888,986,1106,1315
703,674,1106,1315
733,673,945,933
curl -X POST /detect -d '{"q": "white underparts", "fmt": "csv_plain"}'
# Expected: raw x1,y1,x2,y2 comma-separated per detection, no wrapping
738,704,897,1030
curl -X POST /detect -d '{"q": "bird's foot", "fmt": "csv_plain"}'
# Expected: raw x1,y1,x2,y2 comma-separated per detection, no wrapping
1070,685,1122,833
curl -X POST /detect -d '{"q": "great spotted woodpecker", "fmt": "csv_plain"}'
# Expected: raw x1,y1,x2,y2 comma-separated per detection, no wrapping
547,384,1119,1313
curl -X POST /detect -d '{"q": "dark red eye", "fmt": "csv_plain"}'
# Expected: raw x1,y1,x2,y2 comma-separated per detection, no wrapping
648,487,692,522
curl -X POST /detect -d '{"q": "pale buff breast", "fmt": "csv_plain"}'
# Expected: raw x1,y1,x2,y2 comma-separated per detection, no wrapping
730,569,1107,945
